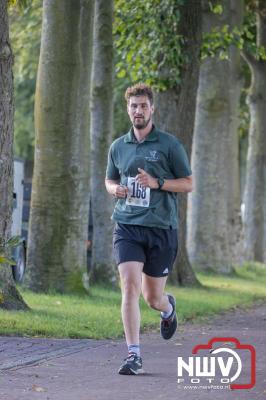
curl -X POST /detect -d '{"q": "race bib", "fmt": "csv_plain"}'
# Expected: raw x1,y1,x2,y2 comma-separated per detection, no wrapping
126,177,150,207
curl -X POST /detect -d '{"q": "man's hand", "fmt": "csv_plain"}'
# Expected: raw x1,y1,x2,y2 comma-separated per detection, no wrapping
105,179,129,198
136,168,159,189
114,184,129,198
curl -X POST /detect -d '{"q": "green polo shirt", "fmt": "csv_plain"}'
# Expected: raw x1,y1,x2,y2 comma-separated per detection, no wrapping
106,125,192,229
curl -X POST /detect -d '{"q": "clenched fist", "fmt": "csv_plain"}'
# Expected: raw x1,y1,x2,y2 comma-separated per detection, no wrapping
136,168,159,189
114,184,129,198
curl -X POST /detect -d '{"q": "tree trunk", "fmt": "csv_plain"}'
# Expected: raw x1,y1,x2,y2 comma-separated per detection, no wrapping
90,0,117,286
25,0,94,292
154,0,201,286
187,0,243,273
0,0,28,310
243,1,266,262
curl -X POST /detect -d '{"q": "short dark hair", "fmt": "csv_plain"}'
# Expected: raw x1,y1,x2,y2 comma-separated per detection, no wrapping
125,83,154,105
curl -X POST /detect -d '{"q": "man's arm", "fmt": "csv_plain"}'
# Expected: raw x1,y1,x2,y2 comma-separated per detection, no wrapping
158,175,193,193
136,168,193,193
105,179,129,198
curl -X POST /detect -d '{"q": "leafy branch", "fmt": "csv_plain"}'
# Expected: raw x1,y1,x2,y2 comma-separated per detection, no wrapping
201,8,266,61
114,0,185,90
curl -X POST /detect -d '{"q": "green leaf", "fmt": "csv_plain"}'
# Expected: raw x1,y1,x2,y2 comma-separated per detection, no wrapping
0,255,16,265
117,69,126,78
213,5,223,15
209,2,223,15
7,235,22,248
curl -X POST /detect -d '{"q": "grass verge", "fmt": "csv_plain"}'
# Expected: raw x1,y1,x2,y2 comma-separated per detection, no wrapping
0,263,265,339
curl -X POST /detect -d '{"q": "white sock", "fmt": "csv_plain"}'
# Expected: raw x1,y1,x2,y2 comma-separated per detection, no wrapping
161,302,173,319
128,344,140,357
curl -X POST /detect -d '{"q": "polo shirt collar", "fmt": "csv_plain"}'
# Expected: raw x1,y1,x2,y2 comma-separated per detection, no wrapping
124,125,159,143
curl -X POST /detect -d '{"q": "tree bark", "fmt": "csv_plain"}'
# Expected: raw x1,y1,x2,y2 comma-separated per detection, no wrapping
153,0,201,286
90,0,117,286
0,0,28,310
25,0,94,292
243,1,266,262
187,0,243,273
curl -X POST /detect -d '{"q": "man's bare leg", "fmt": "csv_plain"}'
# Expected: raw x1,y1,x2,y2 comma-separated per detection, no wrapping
118,261,144,375
142,273,177,340
141,274,169,311
118,261,143,348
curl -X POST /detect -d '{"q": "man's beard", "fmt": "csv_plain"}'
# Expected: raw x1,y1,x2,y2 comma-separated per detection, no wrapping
133,115,151,129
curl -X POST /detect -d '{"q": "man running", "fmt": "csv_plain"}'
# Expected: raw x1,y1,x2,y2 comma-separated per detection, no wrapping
105,83,192,375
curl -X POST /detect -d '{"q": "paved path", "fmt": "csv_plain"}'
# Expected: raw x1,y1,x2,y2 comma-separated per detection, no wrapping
0,303,265,400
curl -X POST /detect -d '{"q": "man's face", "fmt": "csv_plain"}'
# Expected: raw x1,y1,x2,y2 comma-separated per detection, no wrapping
127,95,154,129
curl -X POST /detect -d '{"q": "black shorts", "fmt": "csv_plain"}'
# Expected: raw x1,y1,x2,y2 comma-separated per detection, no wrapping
113,223,178,278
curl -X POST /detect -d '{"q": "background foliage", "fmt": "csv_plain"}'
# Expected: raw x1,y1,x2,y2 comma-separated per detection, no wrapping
9,0,254,161
9,0,42,161
114,0,186,90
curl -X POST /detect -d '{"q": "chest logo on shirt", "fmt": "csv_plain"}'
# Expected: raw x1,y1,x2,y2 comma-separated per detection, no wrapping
145,150,159,162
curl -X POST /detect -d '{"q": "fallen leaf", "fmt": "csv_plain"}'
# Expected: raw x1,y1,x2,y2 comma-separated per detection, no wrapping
31,385,47,392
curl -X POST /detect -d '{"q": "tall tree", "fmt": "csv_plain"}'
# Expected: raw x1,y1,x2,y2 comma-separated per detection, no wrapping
90,0,117,285
187,0,244,273
153,0,202,286
243,0,266,262
25,0,94,292
0,0,28,309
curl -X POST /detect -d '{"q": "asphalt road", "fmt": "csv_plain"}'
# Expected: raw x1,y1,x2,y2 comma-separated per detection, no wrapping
0,302,265,400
